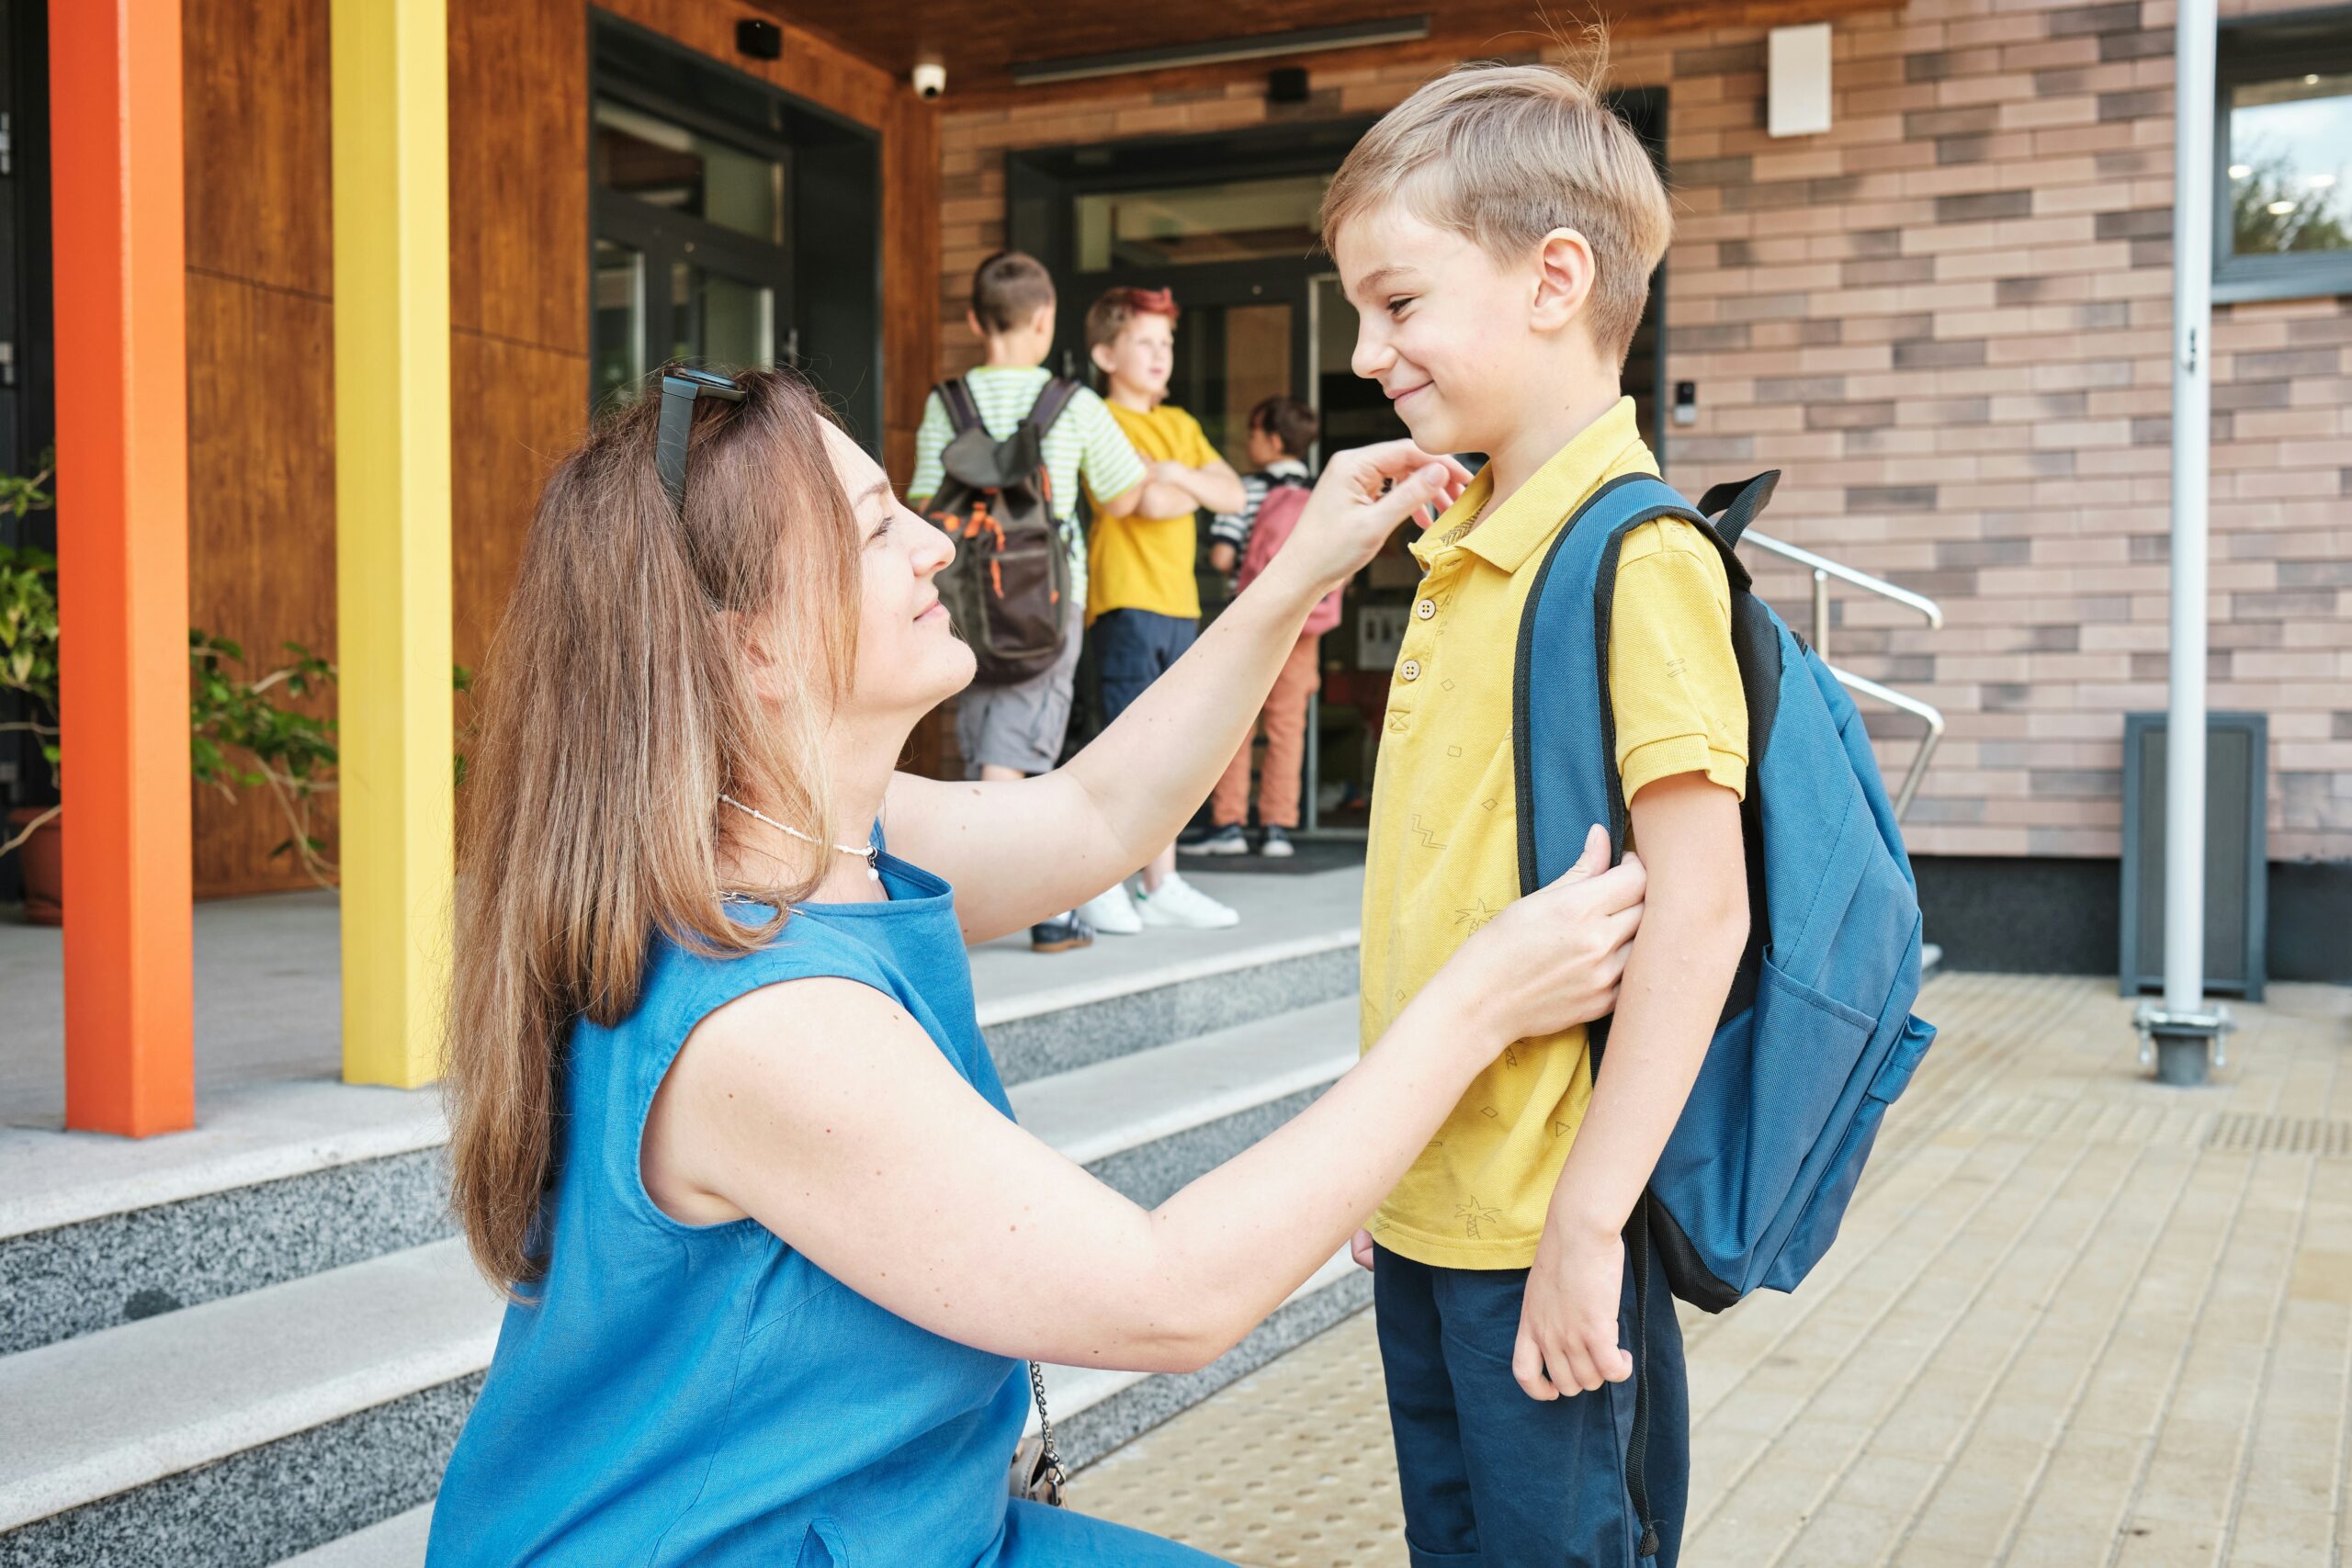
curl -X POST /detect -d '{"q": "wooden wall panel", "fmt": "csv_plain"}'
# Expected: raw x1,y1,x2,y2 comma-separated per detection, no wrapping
182,0,331,294
881,93,951,782
449,0,589,354
185,272,340,898
603,0,894,128
180,0,931,888
881,93,942,491
184,0,338,897
449,332,589,678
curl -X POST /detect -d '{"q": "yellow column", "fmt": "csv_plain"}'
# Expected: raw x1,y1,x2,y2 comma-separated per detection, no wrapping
331,0,453,1087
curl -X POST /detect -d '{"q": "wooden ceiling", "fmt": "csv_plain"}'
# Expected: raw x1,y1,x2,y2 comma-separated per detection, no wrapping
753,0,1890,104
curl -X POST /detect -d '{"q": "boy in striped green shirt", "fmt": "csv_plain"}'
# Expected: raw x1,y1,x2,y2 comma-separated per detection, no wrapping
908,251,1151,951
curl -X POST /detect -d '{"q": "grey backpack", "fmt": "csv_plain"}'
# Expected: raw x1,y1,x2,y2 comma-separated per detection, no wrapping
922,378,1081,685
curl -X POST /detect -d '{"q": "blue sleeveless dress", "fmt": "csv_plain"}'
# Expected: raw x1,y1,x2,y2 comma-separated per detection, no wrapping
427,845,1227,1566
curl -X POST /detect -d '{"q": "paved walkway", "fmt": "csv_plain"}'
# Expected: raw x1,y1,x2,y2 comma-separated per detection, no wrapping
1077,973,2352,1568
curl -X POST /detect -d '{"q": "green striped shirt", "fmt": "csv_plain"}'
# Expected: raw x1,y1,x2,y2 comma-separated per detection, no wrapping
906,367,1148,589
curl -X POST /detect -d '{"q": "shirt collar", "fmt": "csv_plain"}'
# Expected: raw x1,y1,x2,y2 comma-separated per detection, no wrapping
1264,457,1309,479
1411,398,1647,575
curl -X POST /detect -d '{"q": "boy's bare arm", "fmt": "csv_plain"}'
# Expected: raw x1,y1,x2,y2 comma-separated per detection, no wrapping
1092,479,1146,517
1187,458,1249,515
1148,457,1248,516
1132,476,1201,516
1513,772,1747,1400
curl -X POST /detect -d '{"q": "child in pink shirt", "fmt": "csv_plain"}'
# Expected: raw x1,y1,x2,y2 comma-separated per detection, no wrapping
1197,398,1337,858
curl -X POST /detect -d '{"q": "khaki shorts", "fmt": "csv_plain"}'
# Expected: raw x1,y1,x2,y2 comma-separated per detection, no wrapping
956,595,1085,777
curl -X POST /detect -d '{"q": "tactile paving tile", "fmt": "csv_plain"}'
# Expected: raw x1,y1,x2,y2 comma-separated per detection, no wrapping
1077,1308,1408,1566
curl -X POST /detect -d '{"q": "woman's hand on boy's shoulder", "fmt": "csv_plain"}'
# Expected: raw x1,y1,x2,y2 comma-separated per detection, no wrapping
1274,441,1471,598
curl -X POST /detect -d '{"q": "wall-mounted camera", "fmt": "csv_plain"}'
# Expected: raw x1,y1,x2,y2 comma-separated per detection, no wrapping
735,19,782,61
911,60,945,100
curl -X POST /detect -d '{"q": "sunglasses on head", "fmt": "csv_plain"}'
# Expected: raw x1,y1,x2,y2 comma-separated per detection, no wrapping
654,367,748,512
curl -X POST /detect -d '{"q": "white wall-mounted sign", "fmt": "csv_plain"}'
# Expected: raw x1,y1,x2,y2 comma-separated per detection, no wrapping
1769,23,1833,138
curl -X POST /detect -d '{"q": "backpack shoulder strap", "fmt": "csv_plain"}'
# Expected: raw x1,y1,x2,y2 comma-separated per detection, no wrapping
935,378,984,437
1024,378,1083,440
1510,475,1708,894
1695,470,1780,548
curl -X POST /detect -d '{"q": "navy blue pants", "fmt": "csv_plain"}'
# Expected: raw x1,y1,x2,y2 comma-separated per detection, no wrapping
1092,608,1198,723
1374,1235,1689,1568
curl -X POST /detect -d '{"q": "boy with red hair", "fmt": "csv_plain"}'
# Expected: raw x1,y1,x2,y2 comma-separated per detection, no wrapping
1080,287,1249,932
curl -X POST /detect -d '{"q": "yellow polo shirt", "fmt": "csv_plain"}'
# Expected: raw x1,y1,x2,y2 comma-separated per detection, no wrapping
1085,400,1218,624
1361,398,1749,1269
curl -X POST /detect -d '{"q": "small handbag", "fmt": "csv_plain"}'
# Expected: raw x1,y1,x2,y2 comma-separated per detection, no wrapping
1007,1359,1068,1506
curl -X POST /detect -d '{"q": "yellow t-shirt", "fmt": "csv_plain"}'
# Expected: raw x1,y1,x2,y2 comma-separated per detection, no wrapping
1360,398,1749,1269
1085,400,1218,623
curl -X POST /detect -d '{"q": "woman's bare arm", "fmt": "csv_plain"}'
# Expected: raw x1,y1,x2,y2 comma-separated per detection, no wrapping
883,442,1468,943
644,836,1642,1371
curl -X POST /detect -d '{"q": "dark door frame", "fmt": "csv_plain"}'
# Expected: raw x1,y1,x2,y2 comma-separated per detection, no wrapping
586,10,882,448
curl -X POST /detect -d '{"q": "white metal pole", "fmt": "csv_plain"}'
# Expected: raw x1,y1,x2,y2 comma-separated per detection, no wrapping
2165,0,2216,1022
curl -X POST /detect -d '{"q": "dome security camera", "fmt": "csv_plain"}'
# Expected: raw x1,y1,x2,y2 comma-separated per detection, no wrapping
912,61,945,100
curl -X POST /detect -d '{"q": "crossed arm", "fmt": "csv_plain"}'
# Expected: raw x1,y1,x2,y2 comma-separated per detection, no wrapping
1136,457,1246,520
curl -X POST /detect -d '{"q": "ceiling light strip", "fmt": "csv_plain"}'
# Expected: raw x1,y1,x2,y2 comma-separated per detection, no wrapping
1010,16,1431,86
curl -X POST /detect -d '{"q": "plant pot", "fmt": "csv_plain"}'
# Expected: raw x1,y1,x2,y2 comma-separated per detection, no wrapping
8,806,61,925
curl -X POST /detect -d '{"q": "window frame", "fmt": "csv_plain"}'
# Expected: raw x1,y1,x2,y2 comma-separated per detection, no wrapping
2213,7,2352,304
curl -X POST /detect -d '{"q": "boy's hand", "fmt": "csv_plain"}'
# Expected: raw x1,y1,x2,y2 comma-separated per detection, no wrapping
1273,441,1472,598
1514,1213,1632,1399
1208,541,1238,575
1350,1227,1376,1271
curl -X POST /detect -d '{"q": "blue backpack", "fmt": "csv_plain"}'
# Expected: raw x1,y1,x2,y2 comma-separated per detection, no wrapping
1517,471,1938,1553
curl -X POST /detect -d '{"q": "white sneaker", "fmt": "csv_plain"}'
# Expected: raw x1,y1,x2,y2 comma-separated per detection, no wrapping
1079,883,1142,936
1135,871,1240,930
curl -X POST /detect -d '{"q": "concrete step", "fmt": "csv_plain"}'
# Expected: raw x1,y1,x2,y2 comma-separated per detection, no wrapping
0,1240,492,1566
0,1081,451,1359
3,999,1363,1565
0,876,1360,1359
272,1505,433,1568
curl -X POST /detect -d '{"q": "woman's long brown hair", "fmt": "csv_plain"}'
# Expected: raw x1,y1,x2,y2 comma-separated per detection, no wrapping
445,369,859,1290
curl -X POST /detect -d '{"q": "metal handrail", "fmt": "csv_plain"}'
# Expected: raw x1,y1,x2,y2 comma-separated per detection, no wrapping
1742,530,1945,630
1738,528,1946,822
1825,668,1946,820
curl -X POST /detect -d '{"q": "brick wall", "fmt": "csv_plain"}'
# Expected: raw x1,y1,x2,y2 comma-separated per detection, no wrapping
933,0,2352,863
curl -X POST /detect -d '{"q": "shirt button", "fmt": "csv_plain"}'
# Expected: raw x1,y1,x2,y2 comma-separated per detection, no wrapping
1416,598,1436,620
1400,660,1421,682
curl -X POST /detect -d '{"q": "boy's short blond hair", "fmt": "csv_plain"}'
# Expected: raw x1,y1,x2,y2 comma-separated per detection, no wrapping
1320,58,1672,369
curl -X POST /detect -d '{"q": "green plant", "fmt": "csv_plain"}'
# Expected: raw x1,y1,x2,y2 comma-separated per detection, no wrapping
0,455,473,884
0,451,58,858
189,634,343,885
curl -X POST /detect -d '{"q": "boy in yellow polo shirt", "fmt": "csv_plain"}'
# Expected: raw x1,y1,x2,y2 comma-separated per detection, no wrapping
1326,59,1751,1565
1080,286,1250,932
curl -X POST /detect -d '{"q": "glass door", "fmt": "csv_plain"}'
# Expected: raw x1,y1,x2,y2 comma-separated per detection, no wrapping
590,92,791,410
585,17,885,447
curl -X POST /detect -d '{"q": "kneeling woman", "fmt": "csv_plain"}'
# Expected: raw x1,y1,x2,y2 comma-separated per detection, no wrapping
428,370,1644,1565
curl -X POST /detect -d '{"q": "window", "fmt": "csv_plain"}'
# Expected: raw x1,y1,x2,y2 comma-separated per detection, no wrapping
591,92,788,403
588,14,880,447
1074,174,1330,270
2216,15,2352,302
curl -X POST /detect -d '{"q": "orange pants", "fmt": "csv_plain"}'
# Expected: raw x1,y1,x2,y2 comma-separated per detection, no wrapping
1212,634,1321,830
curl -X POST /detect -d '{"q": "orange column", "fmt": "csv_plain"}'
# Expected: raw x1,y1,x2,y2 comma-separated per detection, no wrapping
48,0,194,1136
